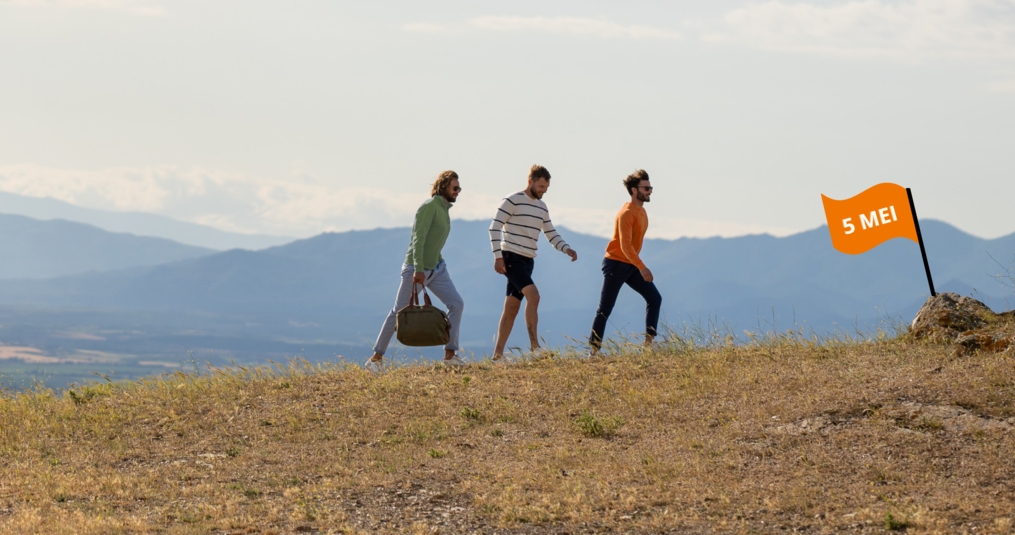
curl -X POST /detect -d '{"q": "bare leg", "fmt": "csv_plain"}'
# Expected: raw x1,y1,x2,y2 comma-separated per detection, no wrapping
644,334,655,346
494,296,522,357
444,349,455,360
369,352,383,362
521,285,540,351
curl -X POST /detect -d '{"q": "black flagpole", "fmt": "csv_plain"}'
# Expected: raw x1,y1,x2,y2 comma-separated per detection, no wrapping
906,187,936,297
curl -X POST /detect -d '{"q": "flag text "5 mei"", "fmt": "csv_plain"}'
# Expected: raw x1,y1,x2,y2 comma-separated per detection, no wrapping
842,206,898,235
821,183,919,255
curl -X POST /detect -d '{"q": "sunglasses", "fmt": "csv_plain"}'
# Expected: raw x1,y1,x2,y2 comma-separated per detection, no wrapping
639,186,653,192
452,186,462,192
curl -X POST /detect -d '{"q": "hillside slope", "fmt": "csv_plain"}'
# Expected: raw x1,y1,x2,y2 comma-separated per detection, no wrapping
1,338,1013,533
0,214,216,279
0,192,294,250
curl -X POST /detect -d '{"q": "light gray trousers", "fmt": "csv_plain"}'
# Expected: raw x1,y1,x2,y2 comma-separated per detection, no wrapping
372,261,464,356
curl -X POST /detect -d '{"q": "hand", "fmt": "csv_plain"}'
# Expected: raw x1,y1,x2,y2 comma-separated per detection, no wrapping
413,272,426,285
494,258,506,274
640,267,653,283
566,249,578,262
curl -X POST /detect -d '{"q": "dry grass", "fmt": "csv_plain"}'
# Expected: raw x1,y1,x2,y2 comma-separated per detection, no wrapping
2,329,1015,534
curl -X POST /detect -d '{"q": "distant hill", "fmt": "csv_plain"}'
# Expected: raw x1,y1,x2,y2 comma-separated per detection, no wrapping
0,191,294,250
0,214,216,279
0,219,1012,355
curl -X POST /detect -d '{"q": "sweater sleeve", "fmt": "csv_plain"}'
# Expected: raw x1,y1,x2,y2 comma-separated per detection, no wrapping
542,211,571,254
489,197,514,259
409,203,436,272
617,210,645,270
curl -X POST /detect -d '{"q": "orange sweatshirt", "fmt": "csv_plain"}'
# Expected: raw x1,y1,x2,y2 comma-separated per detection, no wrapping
604,203,648,270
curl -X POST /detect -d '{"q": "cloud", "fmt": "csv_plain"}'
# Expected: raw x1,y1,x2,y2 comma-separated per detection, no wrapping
0,0,164,15
468,16,681,41
0,164,800,240
715,0,1015,61
0,164,427,237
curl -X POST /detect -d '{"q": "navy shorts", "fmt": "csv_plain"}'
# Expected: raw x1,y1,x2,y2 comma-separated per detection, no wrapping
502,251,535,300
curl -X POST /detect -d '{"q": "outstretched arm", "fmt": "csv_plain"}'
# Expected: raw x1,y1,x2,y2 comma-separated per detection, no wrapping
542,214,577,262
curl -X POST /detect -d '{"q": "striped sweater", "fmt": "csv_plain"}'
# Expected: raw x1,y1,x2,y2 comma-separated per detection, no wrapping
489,191,571,259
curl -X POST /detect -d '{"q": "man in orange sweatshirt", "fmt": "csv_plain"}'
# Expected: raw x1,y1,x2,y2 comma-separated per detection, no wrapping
588,169,662,356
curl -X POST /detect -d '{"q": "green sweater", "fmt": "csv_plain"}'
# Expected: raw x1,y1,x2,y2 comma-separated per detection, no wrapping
404,195,452,272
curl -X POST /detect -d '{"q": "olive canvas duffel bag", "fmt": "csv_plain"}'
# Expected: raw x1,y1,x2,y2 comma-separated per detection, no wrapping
395,284,451,347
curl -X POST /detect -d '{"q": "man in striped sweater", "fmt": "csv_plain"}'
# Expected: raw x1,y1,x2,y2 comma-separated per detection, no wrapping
489,165,578,360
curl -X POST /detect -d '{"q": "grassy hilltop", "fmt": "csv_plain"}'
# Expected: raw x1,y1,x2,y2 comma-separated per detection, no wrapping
1,329,1014,534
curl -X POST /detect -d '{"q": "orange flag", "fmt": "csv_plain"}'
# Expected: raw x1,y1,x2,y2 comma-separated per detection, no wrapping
821,183,919,255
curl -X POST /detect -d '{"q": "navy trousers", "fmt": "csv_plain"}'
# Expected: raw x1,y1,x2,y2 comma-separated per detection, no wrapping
589,258,662,349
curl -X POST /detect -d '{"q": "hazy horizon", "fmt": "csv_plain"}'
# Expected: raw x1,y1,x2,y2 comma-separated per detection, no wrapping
3,189,1012,245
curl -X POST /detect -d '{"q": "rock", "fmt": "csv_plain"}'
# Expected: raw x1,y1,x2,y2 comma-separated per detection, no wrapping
954,331,1012,354
910,293,991,343
910,293,1014,353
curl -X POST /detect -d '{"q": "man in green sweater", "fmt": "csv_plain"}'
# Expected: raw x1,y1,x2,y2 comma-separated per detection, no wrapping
366,171,466,373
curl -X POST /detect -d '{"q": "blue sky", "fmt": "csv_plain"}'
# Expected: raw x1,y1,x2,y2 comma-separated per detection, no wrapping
1,0,1012,239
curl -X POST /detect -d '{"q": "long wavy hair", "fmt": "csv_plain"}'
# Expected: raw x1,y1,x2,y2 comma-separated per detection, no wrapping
430,170,459,198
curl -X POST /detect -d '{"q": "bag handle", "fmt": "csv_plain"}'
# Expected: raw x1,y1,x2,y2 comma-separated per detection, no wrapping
411,283,433,307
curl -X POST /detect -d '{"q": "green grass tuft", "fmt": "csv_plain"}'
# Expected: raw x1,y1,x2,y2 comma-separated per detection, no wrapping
573,411,624,438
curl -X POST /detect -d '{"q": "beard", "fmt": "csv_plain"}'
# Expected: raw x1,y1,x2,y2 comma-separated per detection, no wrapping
528,186,544,199
637,191,650,203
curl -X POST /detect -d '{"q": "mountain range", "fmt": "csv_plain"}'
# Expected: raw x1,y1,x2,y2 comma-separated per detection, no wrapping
1,217,1012,369
0,213,216,279
0,191,293,250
